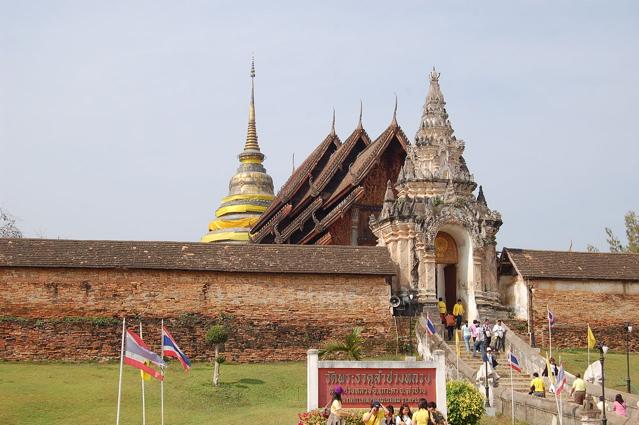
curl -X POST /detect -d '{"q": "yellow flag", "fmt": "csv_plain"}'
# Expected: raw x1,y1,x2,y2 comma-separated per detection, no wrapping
587,325,597,349
545,352,555,385
140,361,152,381
455,329,460,356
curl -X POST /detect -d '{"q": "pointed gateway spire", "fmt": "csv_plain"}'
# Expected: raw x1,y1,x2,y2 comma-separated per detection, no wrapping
384,179,395,203
241,56,264,161
477,185,488,206
415,66,453,143
356,99,363,130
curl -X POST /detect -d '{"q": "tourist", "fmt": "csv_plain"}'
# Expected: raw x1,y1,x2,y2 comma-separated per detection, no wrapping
363,400,388,425
327,386,345,425
542,357,559,379
612,394,628,417
411,399,433,425
396,404,412,425
384,405,397,425
445,312,456,341
528,372,545,397
569,373,586,406
542,357,559,392
482,319,492,348
452,299,464,329
437,298,447,323
472,320,483,358
461,320,471,352
486,347,500,380
491,319,505,352
427,401,447,425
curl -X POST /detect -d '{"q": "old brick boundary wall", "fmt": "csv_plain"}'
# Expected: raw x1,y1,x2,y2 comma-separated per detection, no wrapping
531,288,639,352
0,267,395,362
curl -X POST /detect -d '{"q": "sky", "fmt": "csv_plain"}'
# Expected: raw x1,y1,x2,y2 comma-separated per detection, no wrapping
1,0,638,251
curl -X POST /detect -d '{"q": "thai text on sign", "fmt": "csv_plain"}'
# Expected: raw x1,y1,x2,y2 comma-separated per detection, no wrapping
318,367,436,408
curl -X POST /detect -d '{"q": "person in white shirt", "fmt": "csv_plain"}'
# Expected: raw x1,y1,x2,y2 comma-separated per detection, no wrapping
395,403,412,425
492,320,505,353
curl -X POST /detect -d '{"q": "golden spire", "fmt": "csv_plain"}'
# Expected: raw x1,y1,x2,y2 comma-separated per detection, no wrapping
242,56,261,154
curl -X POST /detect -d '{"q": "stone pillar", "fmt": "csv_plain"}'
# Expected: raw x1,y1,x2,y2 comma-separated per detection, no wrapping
436,264,445,300
419,251,437,303
433,349,448,418
307,349,319,411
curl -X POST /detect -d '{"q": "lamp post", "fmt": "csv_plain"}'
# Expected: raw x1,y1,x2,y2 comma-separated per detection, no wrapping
527,282,536,347
598,343,609,425
484,355,490,408
625,324,633,393
407,293,415,355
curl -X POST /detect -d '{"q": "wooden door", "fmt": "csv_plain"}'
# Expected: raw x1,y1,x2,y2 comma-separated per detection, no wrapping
444,264,457,312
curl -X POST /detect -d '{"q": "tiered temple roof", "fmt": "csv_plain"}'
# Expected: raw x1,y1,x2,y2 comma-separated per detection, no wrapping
201,59,275,243
251,105,409,245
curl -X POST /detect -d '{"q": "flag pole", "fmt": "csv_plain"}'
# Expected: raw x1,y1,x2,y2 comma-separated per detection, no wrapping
116,317,126,425
140,322,146,425
509,347,515,425
161,319,165,425
547,305,552,359
587,324,591,373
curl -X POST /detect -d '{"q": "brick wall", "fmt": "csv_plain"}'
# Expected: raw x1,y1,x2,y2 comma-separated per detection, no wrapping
532,288,639,352
0,267,394,362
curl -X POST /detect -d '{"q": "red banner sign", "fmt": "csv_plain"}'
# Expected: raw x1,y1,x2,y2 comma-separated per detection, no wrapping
318,367,437,408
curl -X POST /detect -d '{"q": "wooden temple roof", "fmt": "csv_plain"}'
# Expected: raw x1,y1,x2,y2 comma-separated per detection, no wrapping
250,121,408,245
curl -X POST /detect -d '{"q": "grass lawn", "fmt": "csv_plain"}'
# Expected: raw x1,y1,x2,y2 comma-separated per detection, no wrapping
0,361,534,425
554,349,639,393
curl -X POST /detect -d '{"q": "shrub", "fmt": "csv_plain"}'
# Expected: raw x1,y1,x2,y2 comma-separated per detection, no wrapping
205,325,229,346
446,380,484,425
298,409,365,425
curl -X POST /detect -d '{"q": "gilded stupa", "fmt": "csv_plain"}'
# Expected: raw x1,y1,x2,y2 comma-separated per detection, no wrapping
201,59,274,243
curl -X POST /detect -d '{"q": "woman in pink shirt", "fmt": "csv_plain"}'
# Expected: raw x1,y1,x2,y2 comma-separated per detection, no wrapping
612,394,627,417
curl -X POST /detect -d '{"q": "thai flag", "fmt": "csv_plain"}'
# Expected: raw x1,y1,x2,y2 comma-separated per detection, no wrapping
162,326,191,371
426,314,437,336
547,308,556,327
555,363,567,395
508,351,522,373
125,330,165,381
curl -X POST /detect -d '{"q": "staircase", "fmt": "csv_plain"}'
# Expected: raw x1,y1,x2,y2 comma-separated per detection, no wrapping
440,331,532,393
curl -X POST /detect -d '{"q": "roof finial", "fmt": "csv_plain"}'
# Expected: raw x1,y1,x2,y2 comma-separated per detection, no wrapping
243,55,261,154
357,99,363,130
391,93,398,127
330,108,336,136
430,66,440,82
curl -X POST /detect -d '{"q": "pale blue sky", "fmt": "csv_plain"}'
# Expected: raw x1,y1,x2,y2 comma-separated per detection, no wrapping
1,1,638,250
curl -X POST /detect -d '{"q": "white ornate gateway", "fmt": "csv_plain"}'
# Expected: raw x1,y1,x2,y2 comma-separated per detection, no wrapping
370,68,504,319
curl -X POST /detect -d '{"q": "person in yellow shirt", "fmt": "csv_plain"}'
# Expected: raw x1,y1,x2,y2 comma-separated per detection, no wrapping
529,372,546,397
327,385,345,425
569,373,587,406
437,298,447,323
412,399,433,425
362,400,388,425
452,299,464,329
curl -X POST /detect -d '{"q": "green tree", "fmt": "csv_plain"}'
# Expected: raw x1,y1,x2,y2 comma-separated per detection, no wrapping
205,325,229,386
446,380,484,425
605,210,639,253
319,327,364,360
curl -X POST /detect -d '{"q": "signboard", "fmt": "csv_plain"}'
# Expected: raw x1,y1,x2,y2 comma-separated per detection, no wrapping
318,367,436,408
307,350,447,416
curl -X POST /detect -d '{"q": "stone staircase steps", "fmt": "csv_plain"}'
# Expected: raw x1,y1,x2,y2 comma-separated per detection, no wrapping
442,337,532,392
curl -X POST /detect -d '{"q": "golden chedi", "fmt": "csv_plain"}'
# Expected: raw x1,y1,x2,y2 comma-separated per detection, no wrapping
201,60,274,243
